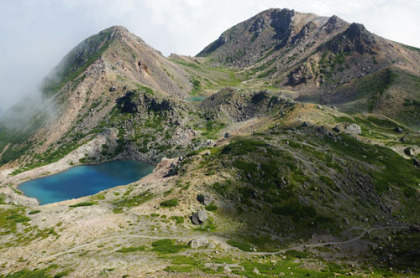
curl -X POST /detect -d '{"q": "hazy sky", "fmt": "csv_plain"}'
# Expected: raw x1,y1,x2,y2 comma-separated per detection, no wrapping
1,0,419,110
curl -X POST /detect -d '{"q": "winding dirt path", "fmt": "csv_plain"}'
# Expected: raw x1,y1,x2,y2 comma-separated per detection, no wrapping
251,226,406,256
39,225,407,263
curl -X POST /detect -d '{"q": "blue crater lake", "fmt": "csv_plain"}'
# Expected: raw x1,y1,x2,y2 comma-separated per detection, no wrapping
18,160,155,205
185,96,207,102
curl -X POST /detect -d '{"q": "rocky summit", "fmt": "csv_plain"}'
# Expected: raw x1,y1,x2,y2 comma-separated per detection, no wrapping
0,8,419,278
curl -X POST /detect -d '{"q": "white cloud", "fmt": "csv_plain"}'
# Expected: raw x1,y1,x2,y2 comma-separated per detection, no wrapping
0,0,419,110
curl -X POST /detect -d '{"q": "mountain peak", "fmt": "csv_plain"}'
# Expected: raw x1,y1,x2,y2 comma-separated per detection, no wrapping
105,25,129,32
347,22,368,37
327,22,377,54
100,25,136,40
322,15,347,33
196,8,341,66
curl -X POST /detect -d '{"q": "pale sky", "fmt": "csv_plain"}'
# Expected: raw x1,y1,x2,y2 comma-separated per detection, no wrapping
0,0,419,110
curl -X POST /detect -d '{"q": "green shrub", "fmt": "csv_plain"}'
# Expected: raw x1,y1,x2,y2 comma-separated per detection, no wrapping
112,192,154,209
205,203,218,211
151,239,186,253
170,216,184,223
226,240,253,252
28,210,41,215
116,246,146,253
160,199,179,207
272,202,317,222
69,202,96,208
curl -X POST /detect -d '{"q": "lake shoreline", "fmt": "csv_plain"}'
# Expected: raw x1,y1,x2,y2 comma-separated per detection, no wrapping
0,156,157,206
18,160,155,205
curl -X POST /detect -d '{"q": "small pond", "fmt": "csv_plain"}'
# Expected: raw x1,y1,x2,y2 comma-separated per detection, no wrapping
185,96,207,102
18,160,154,205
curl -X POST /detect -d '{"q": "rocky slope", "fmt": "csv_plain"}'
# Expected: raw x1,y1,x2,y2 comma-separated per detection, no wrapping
0,99,419,277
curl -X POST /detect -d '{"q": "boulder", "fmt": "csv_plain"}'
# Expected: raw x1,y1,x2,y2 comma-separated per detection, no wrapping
316,126,333,137
223,265,231,273
109,86,116,92
197,194,212,206
189,237,210,248
333,125,341,133
394,127,403,133
404,148,415,157
345,124,361,134
190,213,200,225
190,209,207,225
410,225,420,233
197,209,208,222
301,121,311,127
224,132,230,138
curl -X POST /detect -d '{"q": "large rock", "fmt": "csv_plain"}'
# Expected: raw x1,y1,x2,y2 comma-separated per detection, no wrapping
301,121,311,128
345,124,361,134
197,194,212,206
190,209,208,225
333,125,341,133
316,126,333,137
404,148,415,157
394,127,403,133
189,237,211,248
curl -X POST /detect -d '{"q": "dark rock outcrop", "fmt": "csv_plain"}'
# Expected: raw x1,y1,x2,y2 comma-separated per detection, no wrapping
116,91,138,113
404,148,415,157
116,91,172,114
394,127,403,133
197,194,212,206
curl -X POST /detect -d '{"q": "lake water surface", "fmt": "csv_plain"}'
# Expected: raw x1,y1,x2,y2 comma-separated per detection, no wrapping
185,96,207,102
18,160,154,205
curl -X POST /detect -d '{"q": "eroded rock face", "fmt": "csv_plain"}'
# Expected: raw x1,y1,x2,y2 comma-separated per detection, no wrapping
116,91,172,114
201,89,293,122
288,61,315,86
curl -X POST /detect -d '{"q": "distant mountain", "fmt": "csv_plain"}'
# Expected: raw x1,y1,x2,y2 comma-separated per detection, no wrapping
0,26,194,169
198,8,420,127
42,26,191,98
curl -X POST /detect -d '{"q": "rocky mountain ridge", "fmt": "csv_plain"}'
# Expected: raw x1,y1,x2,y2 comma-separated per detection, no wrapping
197,8,420,127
